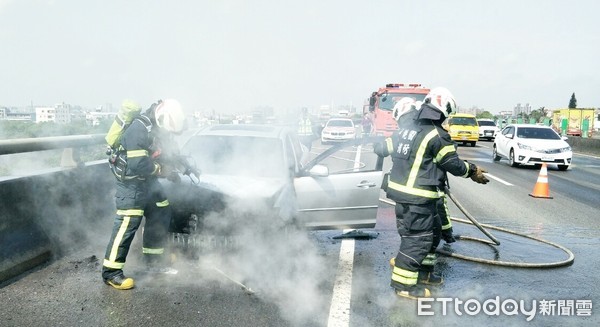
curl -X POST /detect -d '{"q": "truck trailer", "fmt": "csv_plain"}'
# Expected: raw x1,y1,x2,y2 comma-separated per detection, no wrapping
551,108,595,137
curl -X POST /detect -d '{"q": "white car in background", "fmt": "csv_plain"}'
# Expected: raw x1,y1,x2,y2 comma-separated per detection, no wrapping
321,118,356,144
477,119,500,141
493,124,572,170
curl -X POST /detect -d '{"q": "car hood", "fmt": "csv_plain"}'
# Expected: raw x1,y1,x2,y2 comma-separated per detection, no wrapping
517,138,570,149
324,126,354,132
197,174,286,199
195,173,297,222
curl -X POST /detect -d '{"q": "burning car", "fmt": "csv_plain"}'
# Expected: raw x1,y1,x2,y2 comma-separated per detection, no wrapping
162,124,384,253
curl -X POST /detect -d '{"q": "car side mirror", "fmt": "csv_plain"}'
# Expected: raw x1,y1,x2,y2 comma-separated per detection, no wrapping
309,164,329,177
505,133,513,139
562,136,568,141
368,96,376,112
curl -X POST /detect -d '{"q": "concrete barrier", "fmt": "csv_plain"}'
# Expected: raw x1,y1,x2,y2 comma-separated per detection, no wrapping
0,162,114,284
567,137,600,156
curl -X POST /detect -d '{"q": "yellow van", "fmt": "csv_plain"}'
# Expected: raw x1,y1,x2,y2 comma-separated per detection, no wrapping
445,113,479,147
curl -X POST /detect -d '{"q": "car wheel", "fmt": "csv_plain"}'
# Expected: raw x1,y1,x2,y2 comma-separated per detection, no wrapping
509,149,519,167
470,142,476,147
492,145,501,161
558,164,569,171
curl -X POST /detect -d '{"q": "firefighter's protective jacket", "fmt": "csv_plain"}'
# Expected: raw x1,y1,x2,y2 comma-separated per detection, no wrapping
119,114,161,179
375,103,476,205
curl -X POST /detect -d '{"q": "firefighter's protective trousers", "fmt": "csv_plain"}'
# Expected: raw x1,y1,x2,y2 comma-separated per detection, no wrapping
102,177,171,279
391,202,440,289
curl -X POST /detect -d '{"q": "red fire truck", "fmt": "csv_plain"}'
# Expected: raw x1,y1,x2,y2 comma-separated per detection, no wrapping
367,83,430,136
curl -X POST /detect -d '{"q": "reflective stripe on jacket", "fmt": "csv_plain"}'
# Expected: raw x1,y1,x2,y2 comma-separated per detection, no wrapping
375,119,472,204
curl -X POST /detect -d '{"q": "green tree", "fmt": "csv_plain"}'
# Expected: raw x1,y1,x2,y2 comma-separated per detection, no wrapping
476,111,495,119
569,93,577,108
530,107,546,123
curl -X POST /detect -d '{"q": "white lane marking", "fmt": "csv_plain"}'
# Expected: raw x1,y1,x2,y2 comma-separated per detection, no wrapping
483,172,513,186
353,144,362,171
327,229,355,327
327,147,364,327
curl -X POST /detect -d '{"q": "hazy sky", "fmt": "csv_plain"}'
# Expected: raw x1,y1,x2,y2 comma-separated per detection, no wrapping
1,0,598,114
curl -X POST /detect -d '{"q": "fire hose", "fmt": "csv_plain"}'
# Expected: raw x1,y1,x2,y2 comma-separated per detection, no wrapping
380,192,575,268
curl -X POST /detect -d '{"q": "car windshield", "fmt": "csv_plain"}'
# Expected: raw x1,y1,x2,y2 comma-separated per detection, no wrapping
448,117,477,126
478,120,496,126
516,127,561,140
378,93,427,111
182,135,286,178
327,119,353,127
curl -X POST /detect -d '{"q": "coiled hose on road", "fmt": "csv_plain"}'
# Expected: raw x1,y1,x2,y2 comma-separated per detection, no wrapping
380,192,575,268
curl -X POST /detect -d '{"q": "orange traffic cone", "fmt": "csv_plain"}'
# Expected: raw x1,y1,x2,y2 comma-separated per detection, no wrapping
529,163,553,199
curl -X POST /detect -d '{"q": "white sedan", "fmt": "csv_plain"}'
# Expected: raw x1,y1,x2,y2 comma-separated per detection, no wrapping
321,118,357,144
493,124,572,170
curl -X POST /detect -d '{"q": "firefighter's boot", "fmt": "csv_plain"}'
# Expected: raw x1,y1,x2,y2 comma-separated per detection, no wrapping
418,271,444,286
394,284,432,300
104,274,135,290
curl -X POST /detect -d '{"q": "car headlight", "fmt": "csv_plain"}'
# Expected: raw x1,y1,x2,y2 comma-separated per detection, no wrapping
559,146,572,153
517,142,533,150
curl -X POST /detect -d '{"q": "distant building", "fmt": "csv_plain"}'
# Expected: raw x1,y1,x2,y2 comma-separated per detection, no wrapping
35,103,71,124
85,111,116,126
514,103,531,116
0,107,34,121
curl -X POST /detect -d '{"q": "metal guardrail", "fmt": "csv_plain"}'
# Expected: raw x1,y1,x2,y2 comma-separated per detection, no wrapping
0,134,113,283
0,134,106,155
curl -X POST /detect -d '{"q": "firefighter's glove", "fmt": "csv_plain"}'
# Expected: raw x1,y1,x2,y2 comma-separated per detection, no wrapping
469,165,489,184
442,228,456,244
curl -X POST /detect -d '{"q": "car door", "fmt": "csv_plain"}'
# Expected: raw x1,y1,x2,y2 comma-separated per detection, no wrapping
294,137,384,230
496,126,514,157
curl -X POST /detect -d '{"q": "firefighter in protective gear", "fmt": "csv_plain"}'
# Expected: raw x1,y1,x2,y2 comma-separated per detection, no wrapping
392,97,451,285
102,99,186,290
297,107,314,151
375,87,489,299
392,97,455,284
